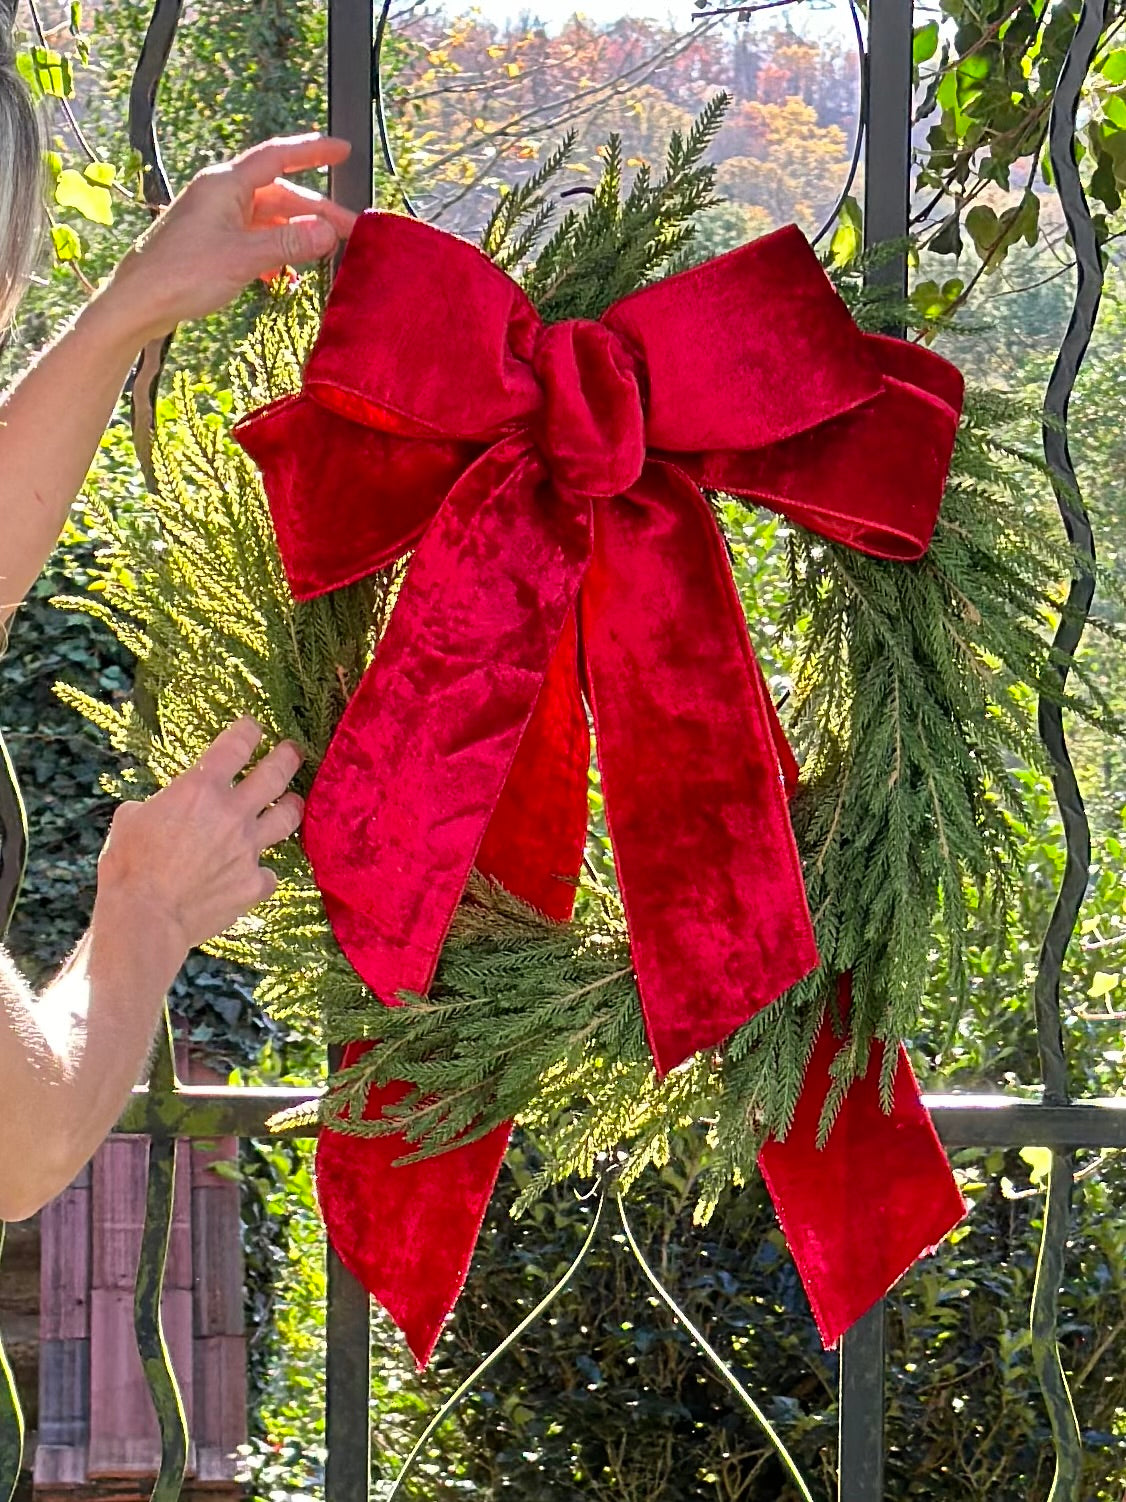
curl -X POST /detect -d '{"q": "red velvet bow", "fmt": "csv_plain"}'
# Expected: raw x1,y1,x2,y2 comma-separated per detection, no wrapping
236,212,967,1365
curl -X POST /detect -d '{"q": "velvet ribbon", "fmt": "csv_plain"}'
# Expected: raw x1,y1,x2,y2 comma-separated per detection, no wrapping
235,211,967,1365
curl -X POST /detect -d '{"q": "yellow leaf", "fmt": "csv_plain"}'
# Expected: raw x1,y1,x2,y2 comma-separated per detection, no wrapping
505,61,521,76
1089,970,1120,998
55,167,113,226
1019,1145,1052,1186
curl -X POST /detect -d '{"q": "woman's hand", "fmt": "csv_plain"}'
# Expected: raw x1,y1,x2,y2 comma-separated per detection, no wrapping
101,133,359,345
96,718,304,955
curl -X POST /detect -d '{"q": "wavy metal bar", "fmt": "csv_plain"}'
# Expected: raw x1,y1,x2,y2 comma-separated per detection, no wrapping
0,1228,23,1502
127,0,183,487
134,1015,189,1502
386,1186,607,1499
616,1192,814,1502
0,729,27,939
1031,0,1105,1495
374,0,419,218
811,0,866,247
0,535,30,1502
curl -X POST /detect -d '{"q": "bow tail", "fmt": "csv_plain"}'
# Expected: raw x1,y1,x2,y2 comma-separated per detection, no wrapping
316,606,590,1366
758,975,967,1345
581,462,819,1077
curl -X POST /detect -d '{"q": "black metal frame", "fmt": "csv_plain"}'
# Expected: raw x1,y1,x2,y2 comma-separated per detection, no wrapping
0,0,1112,1497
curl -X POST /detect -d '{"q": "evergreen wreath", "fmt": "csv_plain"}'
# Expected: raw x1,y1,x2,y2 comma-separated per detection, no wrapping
61,101,1116,1220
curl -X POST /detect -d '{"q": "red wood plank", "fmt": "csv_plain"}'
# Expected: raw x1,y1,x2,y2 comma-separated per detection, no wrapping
90,1139,147,1292
193,1335,247,1482
39,1171,91,1341
87,1286,195,1476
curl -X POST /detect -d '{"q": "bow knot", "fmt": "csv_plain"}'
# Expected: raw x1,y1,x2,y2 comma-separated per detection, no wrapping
531,320,646,497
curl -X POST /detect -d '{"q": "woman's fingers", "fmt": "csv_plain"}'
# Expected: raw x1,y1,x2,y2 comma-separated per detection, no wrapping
235,739,303,812
231,134,353,193
250,178,358,238
255,791,305,852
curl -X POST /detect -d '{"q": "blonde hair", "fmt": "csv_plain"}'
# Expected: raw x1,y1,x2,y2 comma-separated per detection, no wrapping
0,0,43,330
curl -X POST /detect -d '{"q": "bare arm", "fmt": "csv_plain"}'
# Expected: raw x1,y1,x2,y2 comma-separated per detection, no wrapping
0,720,302,1220
0,132,357,622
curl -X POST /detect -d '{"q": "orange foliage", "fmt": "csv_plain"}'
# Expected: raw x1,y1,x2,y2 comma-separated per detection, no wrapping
382,15,857,242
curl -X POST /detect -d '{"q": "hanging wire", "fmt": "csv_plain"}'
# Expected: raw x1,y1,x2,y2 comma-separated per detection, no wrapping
373,0,419,219
810,0,866,246
616,1191,816,1502
386,1184,608,1499
684,0,866,247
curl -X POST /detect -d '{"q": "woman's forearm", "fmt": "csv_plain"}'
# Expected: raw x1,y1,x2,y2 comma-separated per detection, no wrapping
0,719,304,1220
0,133,356,626
0,286,148,621
0,885,185,1221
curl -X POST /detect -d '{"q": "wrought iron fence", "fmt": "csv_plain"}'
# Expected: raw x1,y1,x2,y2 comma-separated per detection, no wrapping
0,0,1119,1497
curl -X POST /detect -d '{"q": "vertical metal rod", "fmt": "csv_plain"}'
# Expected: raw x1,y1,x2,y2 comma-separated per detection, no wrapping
328,0,375,213
839,5,914,1497
323,1034,372,1497
863,0,914,298
324,7,375,1494
838,1302,886,1502
318,0,383,1461
325,1248,372,1502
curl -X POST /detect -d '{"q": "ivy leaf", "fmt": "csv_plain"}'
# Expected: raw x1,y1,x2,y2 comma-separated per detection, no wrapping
913,21,940,66
828,195,862,268
964,191,1039,270
55,168,114,226
1019,1145,1052,1187
1100,48,1126,83
16,46,73,100
931,209,963,256
1088,970,1119,999
964,203,1000,259
911,279,944,319
1089,148,1121,214
50,224,83,262
84,161,117,188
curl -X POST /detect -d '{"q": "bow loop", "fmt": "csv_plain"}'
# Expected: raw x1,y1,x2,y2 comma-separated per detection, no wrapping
303,212,542,442
603,224,885,453
533,320,646,496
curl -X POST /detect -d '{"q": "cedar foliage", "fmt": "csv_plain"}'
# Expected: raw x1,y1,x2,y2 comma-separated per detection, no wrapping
58,104,1117,1221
